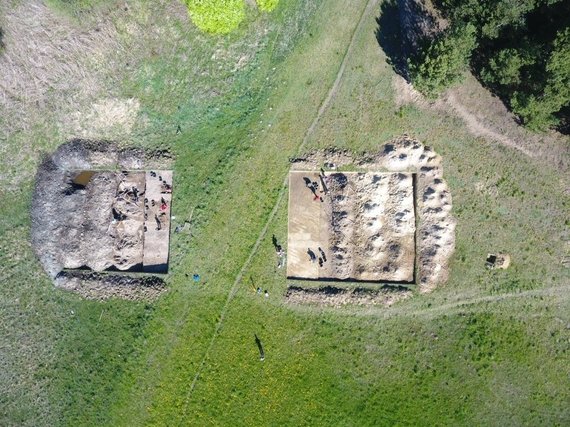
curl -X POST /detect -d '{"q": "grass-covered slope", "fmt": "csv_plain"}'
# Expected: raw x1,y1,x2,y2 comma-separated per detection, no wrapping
0,0,568,426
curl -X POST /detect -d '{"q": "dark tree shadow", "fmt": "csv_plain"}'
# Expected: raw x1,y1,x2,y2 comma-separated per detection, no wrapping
375,0,409,80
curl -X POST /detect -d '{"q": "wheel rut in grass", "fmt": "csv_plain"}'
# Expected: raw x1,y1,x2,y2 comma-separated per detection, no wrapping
183,0,379,405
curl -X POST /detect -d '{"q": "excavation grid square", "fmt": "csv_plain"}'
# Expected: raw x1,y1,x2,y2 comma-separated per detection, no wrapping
58,170,172,274
287,171,416,283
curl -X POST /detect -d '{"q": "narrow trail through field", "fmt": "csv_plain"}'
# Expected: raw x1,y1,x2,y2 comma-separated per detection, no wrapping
183,0,379,407
381,284,570,319
444,93,536,159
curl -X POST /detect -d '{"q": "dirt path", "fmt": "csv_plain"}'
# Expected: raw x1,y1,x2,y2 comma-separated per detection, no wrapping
443,92,536,159
183,0,379,406
376,284,570,319
393,73,570,176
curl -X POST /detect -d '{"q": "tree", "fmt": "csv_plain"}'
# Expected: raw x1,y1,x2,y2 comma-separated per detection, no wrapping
185,0,246,34
480,48,534,87
442,0,537,38
408,0,570,131
184,0,280,34
409,23,477,98
511,27,570,130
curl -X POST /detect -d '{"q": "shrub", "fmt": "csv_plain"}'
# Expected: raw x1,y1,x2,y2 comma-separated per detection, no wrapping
184,0,280,34
408,23,477,98
185,0,246,34
511,28,570,130
480,48,533,87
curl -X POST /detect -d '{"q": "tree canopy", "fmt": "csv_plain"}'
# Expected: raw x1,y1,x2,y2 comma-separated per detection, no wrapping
185,0,279,34
407,0,570,131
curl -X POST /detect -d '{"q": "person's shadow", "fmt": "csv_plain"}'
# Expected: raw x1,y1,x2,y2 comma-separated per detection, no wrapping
254,334,265,361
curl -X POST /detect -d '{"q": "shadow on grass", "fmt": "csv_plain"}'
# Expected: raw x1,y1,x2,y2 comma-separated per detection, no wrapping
375,0,408,80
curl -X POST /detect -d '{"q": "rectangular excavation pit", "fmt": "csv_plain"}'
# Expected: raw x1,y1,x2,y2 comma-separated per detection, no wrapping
60,169,172,274
287,171,416,283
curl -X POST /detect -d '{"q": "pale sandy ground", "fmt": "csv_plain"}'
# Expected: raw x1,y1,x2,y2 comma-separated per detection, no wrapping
290,137,455,293
287,171,416,282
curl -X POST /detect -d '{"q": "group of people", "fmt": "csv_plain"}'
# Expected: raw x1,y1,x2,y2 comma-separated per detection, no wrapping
111,181,146,225
307,247,327,267
256,287,270,298
144,172,171,232
303,169,329,202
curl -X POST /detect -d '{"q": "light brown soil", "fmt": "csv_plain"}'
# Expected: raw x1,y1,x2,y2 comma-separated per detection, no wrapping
391,63,569,176
436,76,570,174
290,136,456,293
287,171,416,282
31,140,173,300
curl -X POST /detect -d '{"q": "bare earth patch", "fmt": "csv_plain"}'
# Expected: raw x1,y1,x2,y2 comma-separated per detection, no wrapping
287,171,416,282
285,284,412,308
289,137,456,294
31,140,173,300
55,271,167,301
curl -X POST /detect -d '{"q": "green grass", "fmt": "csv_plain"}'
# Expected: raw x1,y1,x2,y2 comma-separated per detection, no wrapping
0,0,569,425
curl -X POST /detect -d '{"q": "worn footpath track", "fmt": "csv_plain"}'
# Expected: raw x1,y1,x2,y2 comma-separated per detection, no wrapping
183,0,380,407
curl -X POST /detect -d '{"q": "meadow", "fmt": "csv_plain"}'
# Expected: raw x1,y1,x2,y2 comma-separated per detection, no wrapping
0,0,568,425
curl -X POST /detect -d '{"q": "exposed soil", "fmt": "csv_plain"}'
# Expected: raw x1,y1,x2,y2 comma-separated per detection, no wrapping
290,136,456,293
285,284,412,308
55,270,166,301
31,139,173,300
288,171,416,282
329,172,415,282
437,80,570,174
397,0,447,58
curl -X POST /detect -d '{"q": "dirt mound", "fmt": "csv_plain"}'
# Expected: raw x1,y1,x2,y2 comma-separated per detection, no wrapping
332,172,415,282
31,140,173,300
285,284,412,308
290,136,456,293
55,271,166,301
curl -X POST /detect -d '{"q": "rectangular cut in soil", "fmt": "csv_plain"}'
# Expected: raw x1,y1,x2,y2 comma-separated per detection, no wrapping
60,170,172,274
142,170,172,273
61,170,146,271
287,171,416,283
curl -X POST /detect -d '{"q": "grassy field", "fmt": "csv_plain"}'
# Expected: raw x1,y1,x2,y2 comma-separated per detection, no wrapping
0,0,568,426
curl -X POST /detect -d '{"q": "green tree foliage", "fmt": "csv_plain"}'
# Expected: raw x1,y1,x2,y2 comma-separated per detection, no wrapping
411,0,570,130
184,0,280,34
409,24,477,98
443,0,537,39
480,48,534,86
511,27,570,130
185,0,246,34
